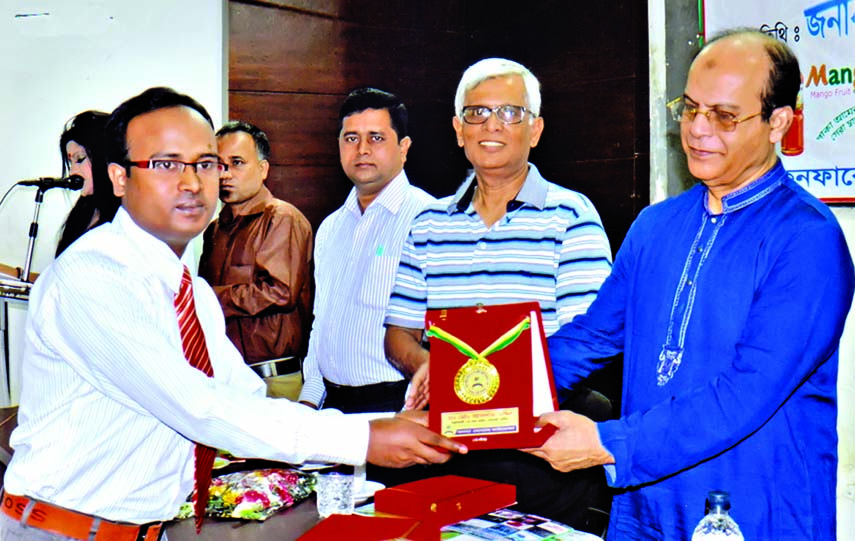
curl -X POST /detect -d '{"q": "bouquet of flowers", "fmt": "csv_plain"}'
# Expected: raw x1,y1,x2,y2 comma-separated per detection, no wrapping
176,468,316,521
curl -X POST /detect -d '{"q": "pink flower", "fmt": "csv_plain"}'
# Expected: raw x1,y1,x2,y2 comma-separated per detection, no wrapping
242,490,270,507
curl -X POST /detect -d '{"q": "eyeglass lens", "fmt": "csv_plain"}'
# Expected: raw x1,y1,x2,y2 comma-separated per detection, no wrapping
670,101,739,132
462,105,526,124
163,159,223,176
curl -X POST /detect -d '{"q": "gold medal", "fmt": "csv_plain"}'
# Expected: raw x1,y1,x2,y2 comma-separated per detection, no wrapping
454,357,500,405
427,315,531,407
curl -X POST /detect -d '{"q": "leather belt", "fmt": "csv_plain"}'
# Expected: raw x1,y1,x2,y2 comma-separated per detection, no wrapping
249,356,301,378
1,491,163,541
323,378,408,403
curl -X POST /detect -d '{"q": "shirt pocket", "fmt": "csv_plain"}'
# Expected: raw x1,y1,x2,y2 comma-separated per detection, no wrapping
358,254,399,310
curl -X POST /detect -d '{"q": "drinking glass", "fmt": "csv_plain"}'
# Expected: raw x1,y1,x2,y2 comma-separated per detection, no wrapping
315,471,354,518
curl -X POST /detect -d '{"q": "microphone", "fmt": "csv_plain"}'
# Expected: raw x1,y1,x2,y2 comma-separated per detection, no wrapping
17,174,84,191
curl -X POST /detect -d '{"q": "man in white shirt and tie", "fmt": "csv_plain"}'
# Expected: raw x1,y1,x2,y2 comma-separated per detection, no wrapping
0,86,464,541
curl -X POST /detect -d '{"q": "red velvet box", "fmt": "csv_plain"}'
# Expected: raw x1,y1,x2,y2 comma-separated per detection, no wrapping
297,514,437,541
373,475,516,529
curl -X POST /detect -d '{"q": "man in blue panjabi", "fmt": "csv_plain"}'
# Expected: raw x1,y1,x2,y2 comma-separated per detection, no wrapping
529,29,855,540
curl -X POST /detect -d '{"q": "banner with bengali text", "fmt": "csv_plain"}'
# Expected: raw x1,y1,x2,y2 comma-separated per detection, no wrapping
705,0,855,202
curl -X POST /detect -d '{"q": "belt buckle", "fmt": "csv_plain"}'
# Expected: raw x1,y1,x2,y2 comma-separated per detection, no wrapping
136,522,163,541
250,356,299,378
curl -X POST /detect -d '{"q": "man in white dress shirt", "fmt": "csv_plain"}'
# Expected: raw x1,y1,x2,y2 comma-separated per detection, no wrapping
0,87,464,541
298,88,435,413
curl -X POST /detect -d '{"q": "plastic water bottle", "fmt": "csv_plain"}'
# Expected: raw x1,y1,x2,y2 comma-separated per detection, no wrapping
690,490,744,540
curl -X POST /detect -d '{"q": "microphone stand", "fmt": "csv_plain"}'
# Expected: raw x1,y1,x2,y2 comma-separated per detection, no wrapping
0,187,47,405
20,186,47,284
2,177,81,292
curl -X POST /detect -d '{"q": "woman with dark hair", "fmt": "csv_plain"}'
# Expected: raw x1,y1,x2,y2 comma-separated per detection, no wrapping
55,110,121,256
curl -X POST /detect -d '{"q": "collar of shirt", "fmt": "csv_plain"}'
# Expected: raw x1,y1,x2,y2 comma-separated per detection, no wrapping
344,170,411,217
707,160,786,215
112,207,187,295
448,163,549,215
219,185,274,223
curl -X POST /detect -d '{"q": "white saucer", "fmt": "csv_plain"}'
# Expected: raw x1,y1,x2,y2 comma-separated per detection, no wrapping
353,480,385,504
296,462,334,472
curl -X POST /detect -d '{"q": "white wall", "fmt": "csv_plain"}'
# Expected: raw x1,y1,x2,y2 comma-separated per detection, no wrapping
0,0,227,405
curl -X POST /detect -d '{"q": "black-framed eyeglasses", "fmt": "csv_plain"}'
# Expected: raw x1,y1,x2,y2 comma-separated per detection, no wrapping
461,104,534,125
667,97,762,133
125,158,227,177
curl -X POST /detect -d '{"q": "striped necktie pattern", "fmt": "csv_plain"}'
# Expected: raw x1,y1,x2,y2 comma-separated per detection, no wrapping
175,265,216,532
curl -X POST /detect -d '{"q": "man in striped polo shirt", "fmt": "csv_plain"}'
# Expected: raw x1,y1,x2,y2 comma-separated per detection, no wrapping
382,59,613,530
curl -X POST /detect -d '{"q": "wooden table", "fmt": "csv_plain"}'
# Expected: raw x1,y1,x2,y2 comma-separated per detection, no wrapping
164,497,320,541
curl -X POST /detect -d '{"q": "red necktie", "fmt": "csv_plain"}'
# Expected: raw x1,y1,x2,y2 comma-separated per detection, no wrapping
174,265,216,532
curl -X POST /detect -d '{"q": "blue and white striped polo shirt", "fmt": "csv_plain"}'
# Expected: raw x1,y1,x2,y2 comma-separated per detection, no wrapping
384,164,613,336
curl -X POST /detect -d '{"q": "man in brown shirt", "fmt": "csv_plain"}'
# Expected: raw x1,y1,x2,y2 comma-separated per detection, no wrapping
200,121,312,396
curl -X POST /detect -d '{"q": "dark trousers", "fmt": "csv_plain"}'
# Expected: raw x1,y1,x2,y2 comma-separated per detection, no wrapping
322,379,408,413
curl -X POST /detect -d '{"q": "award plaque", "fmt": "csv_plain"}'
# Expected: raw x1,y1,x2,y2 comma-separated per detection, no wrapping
426,302,558,450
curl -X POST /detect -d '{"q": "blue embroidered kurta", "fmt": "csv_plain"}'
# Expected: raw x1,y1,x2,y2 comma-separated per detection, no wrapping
548,162,855,540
